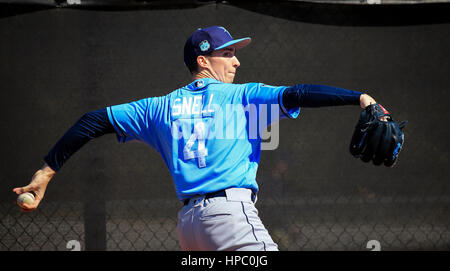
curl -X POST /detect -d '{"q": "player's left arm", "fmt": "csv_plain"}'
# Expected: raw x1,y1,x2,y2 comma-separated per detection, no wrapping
13,108,116,211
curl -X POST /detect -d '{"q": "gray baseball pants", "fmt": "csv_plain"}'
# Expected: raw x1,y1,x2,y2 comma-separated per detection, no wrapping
177,188,279,251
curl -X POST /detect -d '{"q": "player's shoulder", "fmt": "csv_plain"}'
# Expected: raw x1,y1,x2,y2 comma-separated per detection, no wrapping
210,82,280,101
212,81,249,91
238,82,285,95
129,93,171,110
168,80,243,96
213,81,267,92
237,82,279,90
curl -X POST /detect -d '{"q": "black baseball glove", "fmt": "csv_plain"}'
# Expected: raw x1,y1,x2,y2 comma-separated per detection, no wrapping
350,104,407,167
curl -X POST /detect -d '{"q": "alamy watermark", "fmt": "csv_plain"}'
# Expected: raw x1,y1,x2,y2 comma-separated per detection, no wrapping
171,102,281,150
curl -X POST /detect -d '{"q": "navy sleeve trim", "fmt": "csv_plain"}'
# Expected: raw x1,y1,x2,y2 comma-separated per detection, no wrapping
107,106,127,142
278,89,293,119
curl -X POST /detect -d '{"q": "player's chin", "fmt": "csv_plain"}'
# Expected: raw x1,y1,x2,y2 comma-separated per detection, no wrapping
226,74,236,83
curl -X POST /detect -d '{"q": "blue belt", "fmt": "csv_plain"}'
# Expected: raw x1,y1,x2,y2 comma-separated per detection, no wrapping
183,189,256,205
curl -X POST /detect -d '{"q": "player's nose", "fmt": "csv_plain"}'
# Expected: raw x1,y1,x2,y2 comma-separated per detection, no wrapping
232,56,240,68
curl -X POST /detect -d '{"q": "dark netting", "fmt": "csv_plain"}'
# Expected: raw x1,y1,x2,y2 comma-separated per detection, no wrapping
1,1,449,250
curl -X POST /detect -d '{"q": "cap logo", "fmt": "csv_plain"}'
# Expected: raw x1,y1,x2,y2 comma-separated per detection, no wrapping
199,40,210,52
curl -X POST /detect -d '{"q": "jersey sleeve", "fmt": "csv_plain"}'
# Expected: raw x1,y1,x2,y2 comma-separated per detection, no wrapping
243,83,301,121
106,97,160,147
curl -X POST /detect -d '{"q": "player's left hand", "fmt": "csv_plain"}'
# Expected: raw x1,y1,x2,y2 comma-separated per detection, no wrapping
13,164,55,212
349,103,407,167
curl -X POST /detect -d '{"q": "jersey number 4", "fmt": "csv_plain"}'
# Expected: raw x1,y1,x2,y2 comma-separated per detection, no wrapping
183,121,208,168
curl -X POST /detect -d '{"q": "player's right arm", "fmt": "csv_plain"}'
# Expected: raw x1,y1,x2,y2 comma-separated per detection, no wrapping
281,84,375,110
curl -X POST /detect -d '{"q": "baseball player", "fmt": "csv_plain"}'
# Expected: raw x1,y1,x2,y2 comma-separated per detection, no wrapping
13,26,405,250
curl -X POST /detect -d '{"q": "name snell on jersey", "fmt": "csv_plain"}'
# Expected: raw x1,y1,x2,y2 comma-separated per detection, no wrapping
172,94,215,117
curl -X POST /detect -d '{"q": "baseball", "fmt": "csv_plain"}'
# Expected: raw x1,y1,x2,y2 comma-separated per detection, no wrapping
17,192,35,207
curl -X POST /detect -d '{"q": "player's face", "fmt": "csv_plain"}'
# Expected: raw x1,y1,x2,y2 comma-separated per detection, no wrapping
206,47,240,83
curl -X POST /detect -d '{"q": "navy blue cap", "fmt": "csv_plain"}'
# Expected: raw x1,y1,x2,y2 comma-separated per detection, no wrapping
184,26,251,67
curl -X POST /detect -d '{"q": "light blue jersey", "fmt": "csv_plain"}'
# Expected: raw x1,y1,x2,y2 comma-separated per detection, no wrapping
107,78,300,200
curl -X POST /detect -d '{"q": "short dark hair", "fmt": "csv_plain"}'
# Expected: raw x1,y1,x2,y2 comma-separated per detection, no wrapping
187,62,199,75
186,53,211,75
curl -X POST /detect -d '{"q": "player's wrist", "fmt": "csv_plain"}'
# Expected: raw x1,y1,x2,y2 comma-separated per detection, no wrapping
40,163,56,178
359,94,376,109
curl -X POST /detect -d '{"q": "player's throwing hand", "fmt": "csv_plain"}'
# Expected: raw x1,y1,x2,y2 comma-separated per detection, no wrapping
13,164,55,212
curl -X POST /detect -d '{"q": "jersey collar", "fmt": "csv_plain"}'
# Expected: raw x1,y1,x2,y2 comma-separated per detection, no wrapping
185,78,222,91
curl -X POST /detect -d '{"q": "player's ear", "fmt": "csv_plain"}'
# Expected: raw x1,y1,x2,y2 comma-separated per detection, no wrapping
197,55,209,70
